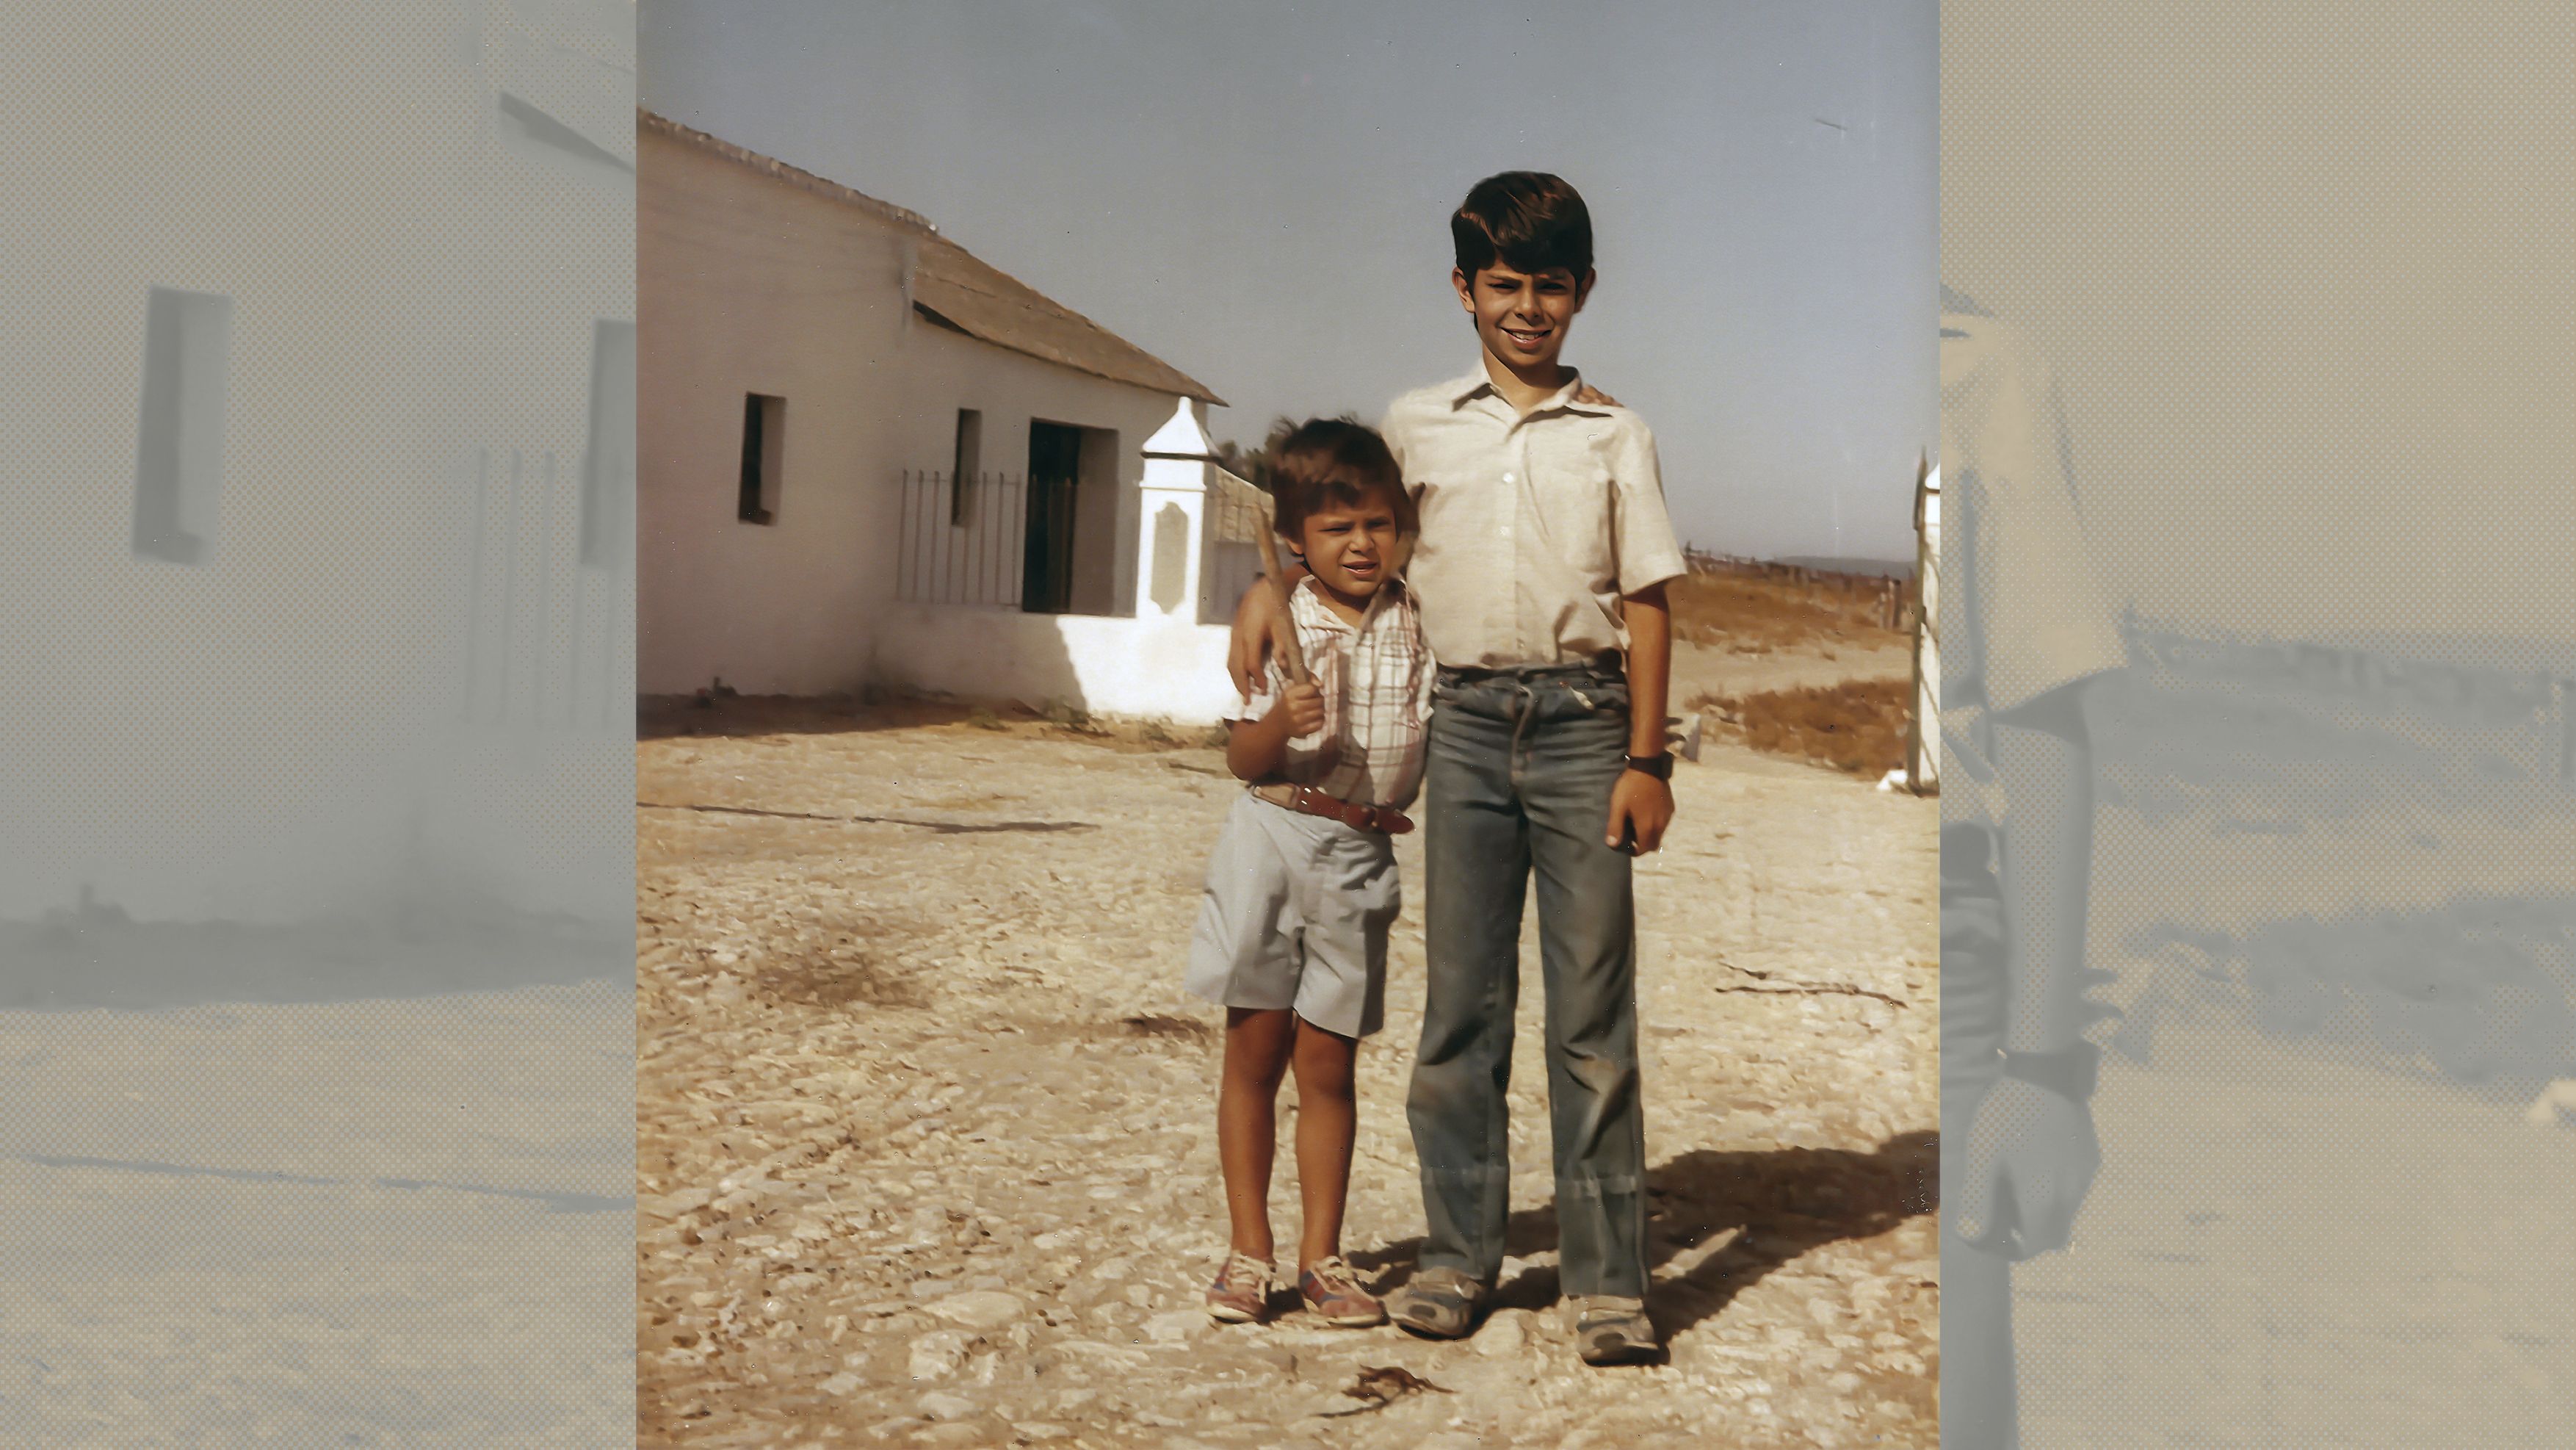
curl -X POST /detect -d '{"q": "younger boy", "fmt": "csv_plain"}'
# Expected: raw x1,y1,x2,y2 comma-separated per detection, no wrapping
1186,419,1434,1330
1229,173,1687,1365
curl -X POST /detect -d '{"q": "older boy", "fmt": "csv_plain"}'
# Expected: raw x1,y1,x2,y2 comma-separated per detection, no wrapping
1936,285,2127,1449
1230,172,1685,1365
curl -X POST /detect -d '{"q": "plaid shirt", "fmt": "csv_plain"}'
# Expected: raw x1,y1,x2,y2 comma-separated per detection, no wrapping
1224,577,1434,810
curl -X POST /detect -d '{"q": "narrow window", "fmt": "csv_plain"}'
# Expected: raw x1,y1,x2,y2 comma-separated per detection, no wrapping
580,320,636,568
738,392,784,524
131,287,233,563
950,408,982,525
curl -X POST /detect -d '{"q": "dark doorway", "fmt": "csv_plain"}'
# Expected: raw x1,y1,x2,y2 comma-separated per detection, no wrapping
1023,421,1082,614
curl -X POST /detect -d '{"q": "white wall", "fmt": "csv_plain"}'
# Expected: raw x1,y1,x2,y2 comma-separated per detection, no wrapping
872,604,1242,724
637,126,1190,696
637,128,910,697
0,2,632,922
891,325,1175,625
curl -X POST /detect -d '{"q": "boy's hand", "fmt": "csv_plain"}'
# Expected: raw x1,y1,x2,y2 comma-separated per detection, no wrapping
1606,770,1674,854
1574,383,1621,408
1280,681,1326,740
1228,582,1291,697
1952,1077,2102,1260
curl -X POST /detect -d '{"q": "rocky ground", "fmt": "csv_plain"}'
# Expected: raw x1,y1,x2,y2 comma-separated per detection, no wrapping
636,641,1940,1449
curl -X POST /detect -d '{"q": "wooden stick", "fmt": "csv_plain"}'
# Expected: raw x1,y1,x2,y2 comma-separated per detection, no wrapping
1252,507,1311,685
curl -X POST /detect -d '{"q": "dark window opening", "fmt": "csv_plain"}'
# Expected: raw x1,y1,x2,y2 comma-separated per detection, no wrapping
132,286,233,565
1022,420,1084,614
580,320,636,569
739,392,784,524
951,408,982,526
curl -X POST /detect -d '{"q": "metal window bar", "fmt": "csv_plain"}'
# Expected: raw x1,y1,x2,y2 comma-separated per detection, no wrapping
898,469,1035,608
454,444,629,737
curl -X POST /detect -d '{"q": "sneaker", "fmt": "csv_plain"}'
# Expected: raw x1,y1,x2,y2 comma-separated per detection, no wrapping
1567,1295,1657,1365
1385,1266,1487,1340
1205,1251,1276,1324
1297,1255,1386,1328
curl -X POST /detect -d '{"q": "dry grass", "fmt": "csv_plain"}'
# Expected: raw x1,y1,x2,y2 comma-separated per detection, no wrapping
1665,564,1911,656
1693,677,1913,777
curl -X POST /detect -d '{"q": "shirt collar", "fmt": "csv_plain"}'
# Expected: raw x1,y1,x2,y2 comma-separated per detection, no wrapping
1447,362,1607,419
1294,573,1403,630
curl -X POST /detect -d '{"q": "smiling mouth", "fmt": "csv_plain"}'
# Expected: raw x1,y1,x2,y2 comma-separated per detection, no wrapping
1502,326,1550,347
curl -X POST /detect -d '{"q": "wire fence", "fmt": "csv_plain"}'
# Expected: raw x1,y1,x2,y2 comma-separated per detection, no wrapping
458,445,632,734
897,464,1289,621
1684,547,1918,632
897,469,1079,610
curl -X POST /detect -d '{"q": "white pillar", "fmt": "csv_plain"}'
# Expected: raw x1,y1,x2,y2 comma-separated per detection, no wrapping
1136,397,1215,619
1911,463,1941,793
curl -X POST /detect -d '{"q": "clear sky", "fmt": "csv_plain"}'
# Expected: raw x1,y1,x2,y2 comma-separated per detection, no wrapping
639,0,1936,563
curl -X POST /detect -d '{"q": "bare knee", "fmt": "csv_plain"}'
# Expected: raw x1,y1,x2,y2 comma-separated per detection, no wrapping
1225,1008,1295,1092
1290,1017,1358,1103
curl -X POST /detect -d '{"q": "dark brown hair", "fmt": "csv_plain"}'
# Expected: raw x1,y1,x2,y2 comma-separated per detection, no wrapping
1452,170,1593,281
1266,418,1414,541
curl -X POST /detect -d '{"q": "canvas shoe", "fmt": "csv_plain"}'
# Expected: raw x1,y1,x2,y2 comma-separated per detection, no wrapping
1204,1251,1276,1324
1296,1255,1386,1327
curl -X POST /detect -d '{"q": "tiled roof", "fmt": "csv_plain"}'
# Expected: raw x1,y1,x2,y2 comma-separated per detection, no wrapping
640,110,1223,405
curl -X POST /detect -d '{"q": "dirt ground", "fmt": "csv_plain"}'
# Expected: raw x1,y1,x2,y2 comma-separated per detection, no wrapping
636,637,1940,1449
1,983,633,1447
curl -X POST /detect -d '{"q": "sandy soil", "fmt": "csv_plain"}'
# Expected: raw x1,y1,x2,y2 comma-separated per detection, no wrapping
2006,778,2576,1447
635,638,1939,1449
0,984,633,1447
2017,1016,2576,1448
1671,639,1915,710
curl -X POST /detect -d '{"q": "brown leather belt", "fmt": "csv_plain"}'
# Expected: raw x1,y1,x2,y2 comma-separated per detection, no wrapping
1251,783,1414,835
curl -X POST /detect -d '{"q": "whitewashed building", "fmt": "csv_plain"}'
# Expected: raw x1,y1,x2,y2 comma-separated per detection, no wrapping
0,1,636,925
638,112,1245,719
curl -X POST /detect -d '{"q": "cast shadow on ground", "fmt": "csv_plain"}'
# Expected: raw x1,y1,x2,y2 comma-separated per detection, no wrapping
636,801,1096,835
639,693,1148,744
1350,1131,1936,1350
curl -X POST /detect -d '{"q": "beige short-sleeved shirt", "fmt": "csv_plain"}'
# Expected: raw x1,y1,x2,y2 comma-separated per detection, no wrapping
1938,297,2128,830
1381,367,1690,668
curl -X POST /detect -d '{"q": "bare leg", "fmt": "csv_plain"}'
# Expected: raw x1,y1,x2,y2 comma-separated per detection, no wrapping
1288,1015,1361,1269
1217,1007,1297,1260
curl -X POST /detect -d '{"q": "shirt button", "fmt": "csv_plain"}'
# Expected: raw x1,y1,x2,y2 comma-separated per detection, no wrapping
1502,472,1515,483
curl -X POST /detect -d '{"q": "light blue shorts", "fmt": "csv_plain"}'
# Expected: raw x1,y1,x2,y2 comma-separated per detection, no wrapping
1184,792,1399,1040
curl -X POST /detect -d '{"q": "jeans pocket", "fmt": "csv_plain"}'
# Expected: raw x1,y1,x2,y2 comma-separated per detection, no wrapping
1563,679,1629,722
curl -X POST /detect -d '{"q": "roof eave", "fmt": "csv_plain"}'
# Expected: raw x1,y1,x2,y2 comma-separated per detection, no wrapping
911,301,1226,408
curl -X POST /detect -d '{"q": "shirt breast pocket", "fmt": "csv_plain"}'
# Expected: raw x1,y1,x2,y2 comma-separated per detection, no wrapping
1367,648,1416,698
1532,451,1618,582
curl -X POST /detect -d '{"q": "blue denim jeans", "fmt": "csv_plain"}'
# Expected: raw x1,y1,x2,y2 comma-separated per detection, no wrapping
1406,659,1648,1299
1940,821,2019,1446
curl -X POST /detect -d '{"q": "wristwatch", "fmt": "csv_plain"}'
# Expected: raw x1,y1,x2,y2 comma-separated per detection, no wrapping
2000,1040,2101,1103
1621,751,1674,782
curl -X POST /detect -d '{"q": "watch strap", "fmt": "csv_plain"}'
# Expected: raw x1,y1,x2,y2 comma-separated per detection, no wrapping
1622,752,1674,781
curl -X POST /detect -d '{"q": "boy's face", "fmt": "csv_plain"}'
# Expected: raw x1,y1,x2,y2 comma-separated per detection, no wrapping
1296,494,1403,605
1453,261,1594,374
